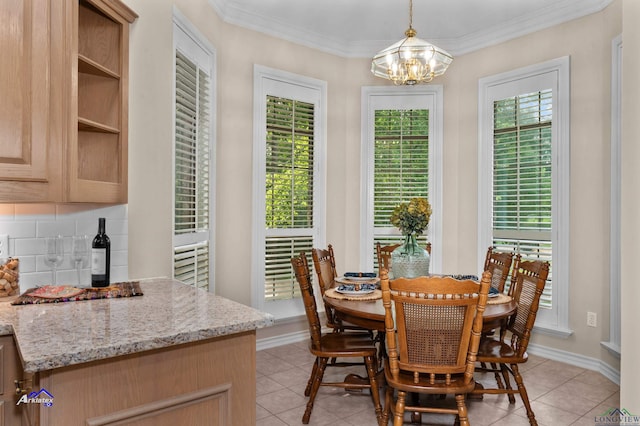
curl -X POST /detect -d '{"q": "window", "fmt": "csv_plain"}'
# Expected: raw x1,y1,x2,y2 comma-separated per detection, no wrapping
360,87,443,272
172,10,215,291
253,66,326,319
492,89,553,302
479,57,571,336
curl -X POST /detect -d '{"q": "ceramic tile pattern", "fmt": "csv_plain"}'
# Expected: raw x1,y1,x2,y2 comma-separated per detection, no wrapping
0,204,129,292
257,341,620,426
0,278,274,372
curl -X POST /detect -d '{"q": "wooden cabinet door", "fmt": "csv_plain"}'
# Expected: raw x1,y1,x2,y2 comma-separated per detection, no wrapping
0,0,61,202
0,336,27,426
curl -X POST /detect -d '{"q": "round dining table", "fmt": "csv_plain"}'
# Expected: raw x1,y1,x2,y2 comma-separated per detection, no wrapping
323,292,517,332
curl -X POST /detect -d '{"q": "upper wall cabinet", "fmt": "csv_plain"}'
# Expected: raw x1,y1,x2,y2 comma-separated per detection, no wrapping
0,0,137,203
0,0,61,202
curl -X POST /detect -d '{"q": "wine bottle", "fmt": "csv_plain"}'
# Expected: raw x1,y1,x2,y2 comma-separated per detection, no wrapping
91,217,111,287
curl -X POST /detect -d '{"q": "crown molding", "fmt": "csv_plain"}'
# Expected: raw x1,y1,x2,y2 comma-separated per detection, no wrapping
208,0,613,58
450,0,614,55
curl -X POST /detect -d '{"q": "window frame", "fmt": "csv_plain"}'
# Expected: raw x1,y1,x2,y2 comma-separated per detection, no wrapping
604,34,622,357
252,65,327,319
478,57,572,337
171,8,216,292
360,86,444,273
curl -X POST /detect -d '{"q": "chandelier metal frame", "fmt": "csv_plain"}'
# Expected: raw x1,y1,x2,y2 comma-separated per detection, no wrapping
371,0,453,85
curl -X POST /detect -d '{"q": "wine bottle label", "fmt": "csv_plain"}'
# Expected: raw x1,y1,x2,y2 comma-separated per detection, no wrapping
91,248,107,274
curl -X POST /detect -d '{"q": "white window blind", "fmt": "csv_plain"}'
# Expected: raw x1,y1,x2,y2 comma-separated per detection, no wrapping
172,14,215,291
175,51,210,235
373,109,429,266
264,96,315,300
492,90,553,307
174,242,209,289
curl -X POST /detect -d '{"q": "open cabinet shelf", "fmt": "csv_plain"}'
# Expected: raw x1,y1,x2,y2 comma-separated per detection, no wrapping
68,0,136,203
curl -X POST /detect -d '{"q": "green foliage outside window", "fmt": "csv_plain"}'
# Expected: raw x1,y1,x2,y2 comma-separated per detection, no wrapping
493,90,552,232
373,109,429,228
265,96,314,229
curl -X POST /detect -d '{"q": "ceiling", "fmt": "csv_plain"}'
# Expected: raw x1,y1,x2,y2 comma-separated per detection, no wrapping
208,0,612,58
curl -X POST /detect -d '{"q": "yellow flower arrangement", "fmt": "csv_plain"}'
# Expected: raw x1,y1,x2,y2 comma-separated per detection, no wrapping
390,197,432,236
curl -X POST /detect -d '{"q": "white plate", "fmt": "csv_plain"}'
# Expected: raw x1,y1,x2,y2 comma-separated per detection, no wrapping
339,276,378,282
335,288,376,296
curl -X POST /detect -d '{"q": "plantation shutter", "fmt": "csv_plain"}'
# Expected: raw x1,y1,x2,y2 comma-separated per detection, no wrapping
173,49,211,290
492,90,553,307
372,109,429,265
264,96,315,300
174,242,209,289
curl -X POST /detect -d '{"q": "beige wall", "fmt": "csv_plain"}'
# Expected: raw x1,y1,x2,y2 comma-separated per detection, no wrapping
125,0,625,380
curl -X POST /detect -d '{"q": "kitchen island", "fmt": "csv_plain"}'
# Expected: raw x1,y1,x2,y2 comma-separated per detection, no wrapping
0,278,274,425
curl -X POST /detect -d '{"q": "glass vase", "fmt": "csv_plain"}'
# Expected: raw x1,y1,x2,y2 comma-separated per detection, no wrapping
391,234,430,279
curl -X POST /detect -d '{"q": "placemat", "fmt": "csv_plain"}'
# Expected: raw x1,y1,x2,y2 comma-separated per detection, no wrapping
487,293,512,305
11,281,143,305
325,287,382,301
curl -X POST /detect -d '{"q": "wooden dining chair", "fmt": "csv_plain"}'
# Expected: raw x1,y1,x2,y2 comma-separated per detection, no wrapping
380,268,491,426
483,246,515,293
375,242,401,274
311,245,372,334
291,253,383,425
471,259,550,426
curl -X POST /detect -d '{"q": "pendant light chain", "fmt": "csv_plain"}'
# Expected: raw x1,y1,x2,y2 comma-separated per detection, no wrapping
408,0,413,30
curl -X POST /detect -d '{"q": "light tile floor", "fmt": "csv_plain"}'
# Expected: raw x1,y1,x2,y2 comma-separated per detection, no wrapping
256,341,620,426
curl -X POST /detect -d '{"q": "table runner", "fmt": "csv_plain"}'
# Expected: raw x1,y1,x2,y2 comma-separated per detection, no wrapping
11,281,143,305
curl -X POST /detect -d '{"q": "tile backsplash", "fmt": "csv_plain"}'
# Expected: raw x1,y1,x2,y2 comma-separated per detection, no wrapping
0,204,128,292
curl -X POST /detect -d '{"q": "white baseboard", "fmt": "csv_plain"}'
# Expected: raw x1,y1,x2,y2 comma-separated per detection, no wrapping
527,342,620,385
256,326,337,351
256,330,309,351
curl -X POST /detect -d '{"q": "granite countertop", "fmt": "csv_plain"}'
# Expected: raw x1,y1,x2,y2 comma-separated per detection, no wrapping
0,278,274,373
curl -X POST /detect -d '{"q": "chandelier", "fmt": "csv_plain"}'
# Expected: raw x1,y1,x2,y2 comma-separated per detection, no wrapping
371,0,453,85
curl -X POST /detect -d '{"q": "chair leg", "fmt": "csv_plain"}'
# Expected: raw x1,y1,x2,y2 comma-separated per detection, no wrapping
410,392,422,423
376,332,386,361
393,390,407,426
512,364,538,426
304,358,319,397
364,355,383,424
455,394,470,426
501,363,516,404
492,362,505,389
303,357,328,424
383,382,393,425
